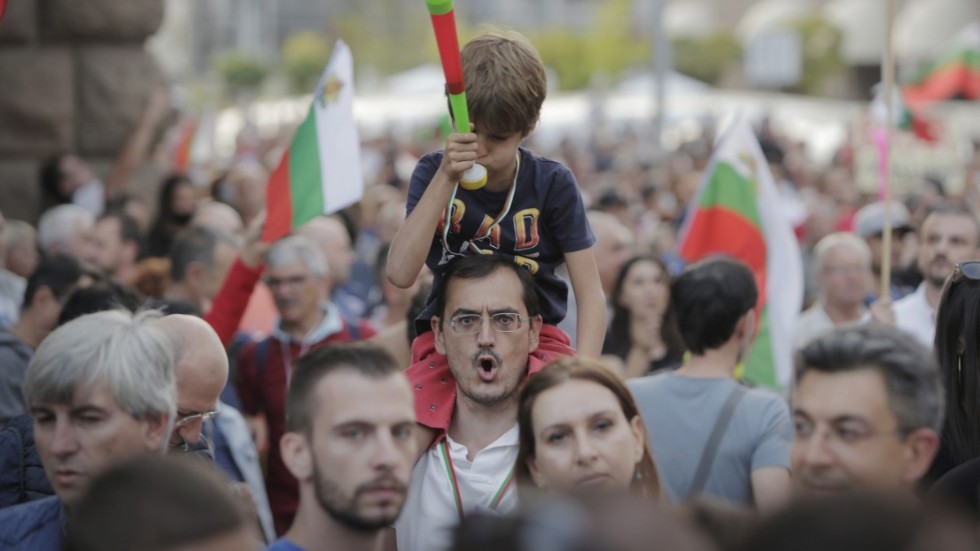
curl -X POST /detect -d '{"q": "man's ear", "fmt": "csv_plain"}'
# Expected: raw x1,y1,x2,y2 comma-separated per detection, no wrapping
32,285,56,309
122,240,139,265
737,308,757,340
528,315,543,353
903,428,940,483
432,316,446,355
185,261,206,287
281,432,314,481
142,412,170,453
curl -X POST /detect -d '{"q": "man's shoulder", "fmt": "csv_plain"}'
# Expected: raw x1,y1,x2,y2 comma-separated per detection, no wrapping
0,495,63,546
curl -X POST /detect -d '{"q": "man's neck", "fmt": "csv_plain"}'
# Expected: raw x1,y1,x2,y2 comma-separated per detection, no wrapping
10,315,44,349
925,282,944,310
163,284,202,311
674,346,738,379
449,391,518,461
281,309,326,340
821,299,867,325
286,502,384,551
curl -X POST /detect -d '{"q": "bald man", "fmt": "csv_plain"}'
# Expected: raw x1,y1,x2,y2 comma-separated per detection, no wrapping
297,216,368,322
155,315,228,451
156,314,276,542
192,201,246,246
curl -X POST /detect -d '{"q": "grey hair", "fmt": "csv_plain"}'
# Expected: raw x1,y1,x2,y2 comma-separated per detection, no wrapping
812,232,872,274
2,219,37,249
24,309,177,447
37,204,94,253
796,323,944,433
265,234,329,277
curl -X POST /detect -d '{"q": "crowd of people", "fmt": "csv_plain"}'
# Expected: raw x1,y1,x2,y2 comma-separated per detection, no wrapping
1,28,980,551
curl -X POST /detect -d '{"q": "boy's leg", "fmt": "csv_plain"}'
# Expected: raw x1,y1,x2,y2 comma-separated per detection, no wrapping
405,331,454,433
532,324,576,364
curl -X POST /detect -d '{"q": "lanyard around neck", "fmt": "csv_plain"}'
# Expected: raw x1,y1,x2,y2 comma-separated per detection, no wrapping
440,153,520,261
439,439,515,521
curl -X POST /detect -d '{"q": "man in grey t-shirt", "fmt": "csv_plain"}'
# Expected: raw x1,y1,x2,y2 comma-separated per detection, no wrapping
628,258,792,511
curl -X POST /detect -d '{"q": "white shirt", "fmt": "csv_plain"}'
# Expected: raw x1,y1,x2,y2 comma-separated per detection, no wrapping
794,303,871,350
395,425,519,551
894,283,936,347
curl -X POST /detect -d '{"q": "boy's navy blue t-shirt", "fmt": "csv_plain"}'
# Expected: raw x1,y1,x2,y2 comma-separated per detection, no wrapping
407,146,595,335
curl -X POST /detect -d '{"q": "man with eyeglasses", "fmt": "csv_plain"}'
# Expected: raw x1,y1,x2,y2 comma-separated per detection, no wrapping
792,323,942,496
156,315,227,455
157,313,276,543
395,253,543,551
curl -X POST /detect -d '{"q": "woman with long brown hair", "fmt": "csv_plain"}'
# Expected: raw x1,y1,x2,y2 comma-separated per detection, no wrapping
515,356,661,499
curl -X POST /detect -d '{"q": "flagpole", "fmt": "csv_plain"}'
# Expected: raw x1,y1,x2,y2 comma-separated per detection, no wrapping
880,0,896,299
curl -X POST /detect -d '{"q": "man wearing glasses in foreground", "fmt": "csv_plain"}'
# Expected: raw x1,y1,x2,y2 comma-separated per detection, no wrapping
791,323,942,496
395,254,543,551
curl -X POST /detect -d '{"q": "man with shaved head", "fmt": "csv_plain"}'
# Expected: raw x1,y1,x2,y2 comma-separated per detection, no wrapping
192,200,246,246
156,313,276,542
155,314,229,451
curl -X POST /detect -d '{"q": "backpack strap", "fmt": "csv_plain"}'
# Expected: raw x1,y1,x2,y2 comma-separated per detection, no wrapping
688,384,749,496
348,321,360,341
255,337,270,383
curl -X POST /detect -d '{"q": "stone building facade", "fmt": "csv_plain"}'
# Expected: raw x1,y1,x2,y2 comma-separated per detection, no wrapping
0,0,165,223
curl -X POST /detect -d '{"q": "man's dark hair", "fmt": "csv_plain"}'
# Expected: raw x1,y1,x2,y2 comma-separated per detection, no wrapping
98,211,144,258
168,226,237,282
671,257,757,354
57,283,144,327
797,323,944,434
22,254,83,311
65,454,248,551
434,254,541,328
286,343,400,434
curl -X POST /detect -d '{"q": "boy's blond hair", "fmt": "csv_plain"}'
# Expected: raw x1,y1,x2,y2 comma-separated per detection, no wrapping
461,30,547,137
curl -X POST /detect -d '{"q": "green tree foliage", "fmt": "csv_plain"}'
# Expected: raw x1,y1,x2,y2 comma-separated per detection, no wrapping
672,31,741,85
213,51,268,95
792,16,845,95
335,6,433,75
282,31,331,93
531,0,649,90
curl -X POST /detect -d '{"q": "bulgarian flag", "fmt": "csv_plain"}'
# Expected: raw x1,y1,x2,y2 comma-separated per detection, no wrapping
902,22,980,105
677,115,803,391
263,40,363,242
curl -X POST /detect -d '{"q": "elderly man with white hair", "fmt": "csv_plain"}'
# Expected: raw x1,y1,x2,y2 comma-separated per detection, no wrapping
37,204,98,262
795,232,874,350
0,310,176,548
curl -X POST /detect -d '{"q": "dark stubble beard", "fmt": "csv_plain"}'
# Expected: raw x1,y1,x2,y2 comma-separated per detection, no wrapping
313,464,406,532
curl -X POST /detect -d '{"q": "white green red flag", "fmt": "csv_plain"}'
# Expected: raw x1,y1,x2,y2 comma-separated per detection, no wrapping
677,115,803,391
903,22,980,105
263,40,363,242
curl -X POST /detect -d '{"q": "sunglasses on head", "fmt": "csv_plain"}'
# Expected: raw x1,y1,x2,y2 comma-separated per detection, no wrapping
956,261,980,281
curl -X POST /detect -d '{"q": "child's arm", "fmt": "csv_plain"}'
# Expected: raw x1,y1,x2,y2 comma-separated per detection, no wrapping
386,132,478,288
564,247,607,358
